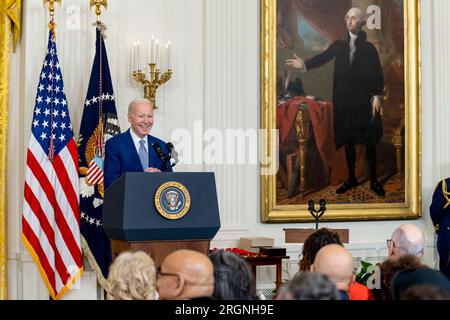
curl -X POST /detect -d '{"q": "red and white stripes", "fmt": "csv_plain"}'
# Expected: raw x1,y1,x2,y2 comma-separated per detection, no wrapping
22,135,83,299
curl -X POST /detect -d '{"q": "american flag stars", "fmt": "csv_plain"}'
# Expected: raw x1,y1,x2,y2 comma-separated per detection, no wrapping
31,44,72,154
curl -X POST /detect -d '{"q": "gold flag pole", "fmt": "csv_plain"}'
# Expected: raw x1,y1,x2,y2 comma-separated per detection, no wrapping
90,0,108,21
43,0,61,30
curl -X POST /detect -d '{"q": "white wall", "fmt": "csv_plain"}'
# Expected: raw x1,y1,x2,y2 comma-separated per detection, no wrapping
7,0,450,299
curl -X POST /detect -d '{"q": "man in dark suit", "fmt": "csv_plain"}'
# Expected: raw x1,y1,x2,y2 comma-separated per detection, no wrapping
286,7,385,196
104,98,172,189
430,178,450,279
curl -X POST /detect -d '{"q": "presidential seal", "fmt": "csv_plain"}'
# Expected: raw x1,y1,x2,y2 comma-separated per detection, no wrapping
155,182,191,220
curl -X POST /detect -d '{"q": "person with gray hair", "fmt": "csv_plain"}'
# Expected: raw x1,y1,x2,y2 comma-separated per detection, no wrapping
281,272,340,300
387,224,425,261
106,250,158,300
104,98,172,188
286,7,385,197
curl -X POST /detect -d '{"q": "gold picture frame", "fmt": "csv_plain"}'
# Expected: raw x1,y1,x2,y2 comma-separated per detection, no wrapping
261,0,421,222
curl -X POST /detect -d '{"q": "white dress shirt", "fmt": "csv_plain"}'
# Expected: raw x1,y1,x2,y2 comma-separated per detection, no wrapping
129,128,149,155
349,32,358,64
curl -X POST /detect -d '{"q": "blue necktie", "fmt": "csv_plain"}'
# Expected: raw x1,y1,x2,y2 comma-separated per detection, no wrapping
138,139,148,170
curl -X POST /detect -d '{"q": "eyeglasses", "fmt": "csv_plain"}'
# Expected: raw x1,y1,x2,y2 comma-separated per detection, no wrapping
156,266,179,279
386,239,395,248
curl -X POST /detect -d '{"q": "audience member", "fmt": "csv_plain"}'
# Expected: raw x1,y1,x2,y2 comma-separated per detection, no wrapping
298,228,342,271
157,250,214,300
209,249,259,300
282,272,340,300
390,267,450,300
106,251,158,300
311,244,355,300
387,224,425,261
372,255,424,300
400,284,450,300
298,228,372,300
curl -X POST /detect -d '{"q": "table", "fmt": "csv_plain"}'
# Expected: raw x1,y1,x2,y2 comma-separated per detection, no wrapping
244,255,290,292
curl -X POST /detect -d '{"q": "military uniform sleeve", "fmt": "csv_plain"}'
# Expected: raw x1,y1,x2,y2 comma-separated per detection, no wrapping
430,180,445,234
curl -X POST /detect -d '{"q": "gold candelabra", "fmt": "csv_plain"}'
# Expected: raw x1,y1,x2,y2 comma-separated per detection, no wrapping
132,39,172,110
132,66,172,110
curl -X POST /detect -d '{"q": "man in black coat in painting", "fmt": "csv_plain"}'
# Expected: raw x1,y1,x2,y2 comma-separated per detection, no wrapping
286,7,385,196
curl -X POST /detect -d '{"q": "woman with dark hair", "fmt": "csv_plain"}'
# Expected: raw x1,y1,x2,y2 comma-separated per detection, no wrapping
298,228,342,271
209,250,259,300
298,228,372,300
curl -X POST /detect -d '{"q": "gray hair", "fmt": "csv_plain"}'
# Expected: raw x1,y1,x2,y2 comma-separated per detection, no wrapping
345,7,366,23
128,98,153,116
392,228,425,257
106,251,157,300
284,272,340,300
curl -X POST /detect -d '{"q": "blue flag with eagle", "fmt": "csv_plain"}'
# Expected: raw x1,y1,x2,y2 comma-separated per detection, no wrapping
78,23,120,287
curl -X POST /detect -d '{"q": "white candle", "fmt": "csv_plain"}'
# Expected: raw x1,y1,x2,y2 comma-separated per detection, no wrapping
132,42,136,71
150,35,155,64
132,42,138,71
167,41,172,70
137,41,141,70
155,40,159,66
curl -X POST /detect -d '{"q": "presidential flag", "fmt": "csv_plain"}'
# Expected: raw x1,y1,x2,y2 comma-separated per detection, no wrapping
78,23,120,287
22,28,83,300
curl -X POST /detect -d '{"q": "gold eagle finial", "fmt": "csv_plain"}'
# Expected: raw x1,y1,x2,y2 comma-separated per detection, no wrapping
90,0,108,20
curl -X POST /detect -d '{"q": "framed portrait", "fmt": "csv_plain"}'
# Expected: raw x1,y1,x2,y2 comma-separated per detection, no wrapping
260,0,421,222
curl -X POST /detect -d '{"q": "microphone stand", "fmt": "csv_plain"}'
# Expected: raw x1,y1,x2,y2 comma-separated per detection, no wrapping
307,199,327,230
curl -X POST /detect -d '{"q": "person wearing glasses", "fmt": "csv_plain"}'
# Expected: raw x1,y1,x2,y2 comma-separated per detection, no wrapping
156,249,214,300
387,224,425,262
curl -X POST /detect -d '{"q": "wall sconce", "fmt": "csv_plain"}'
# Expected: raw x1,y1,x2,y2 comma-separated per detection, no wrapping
131,37,172,109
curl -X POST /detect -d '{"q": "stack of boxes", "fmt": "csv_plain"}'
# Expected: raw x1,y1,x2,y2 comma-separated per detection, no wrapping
239,237,286,256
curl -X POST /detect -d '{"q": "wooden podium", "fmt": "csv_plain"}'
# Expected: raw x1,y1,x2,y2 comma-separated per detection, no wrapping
103,172,221,265
111,240,210,267
284,228,349,243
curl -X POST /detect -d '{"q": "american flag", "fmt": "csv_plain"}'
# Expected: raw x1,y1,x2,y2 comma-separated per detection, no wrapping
22,29,83,300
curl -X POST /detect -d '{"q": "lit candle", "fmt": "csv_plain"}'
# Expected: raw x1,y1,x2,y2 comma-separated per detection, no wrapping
133,42,139,71
131,43,136,72
167,41,172,70
155,40,159,66
150,35,155,64
136,41,141,70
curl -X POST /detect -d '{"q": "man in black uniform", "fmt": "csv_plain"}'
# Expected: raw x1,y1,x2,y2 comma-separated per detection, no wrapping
286,7,385,196
430,178,450,279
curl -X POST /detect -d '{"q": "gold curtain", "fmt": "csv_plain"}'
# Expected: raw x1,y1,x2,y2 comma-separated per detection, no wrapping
0,0,21,300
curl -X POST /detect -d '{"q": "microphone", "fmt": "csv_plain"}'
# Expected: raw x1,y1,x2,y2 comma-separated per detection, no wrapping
152,142,168,163
166,142,179,166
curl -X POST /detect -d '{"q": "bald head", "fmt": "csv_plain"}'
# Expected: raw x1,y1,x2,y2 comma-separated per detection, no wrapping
311,244,354,292
389,224,425,261
157,250,214,300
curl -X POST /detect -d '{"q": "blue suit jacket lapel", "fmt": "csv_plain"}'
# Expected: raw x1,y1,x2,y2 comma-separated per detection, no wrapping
125,129,144,171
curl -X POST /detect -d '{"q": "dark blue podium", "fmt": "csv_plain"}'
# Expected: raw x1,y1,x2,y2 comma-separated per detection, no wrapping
103,172,221,265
